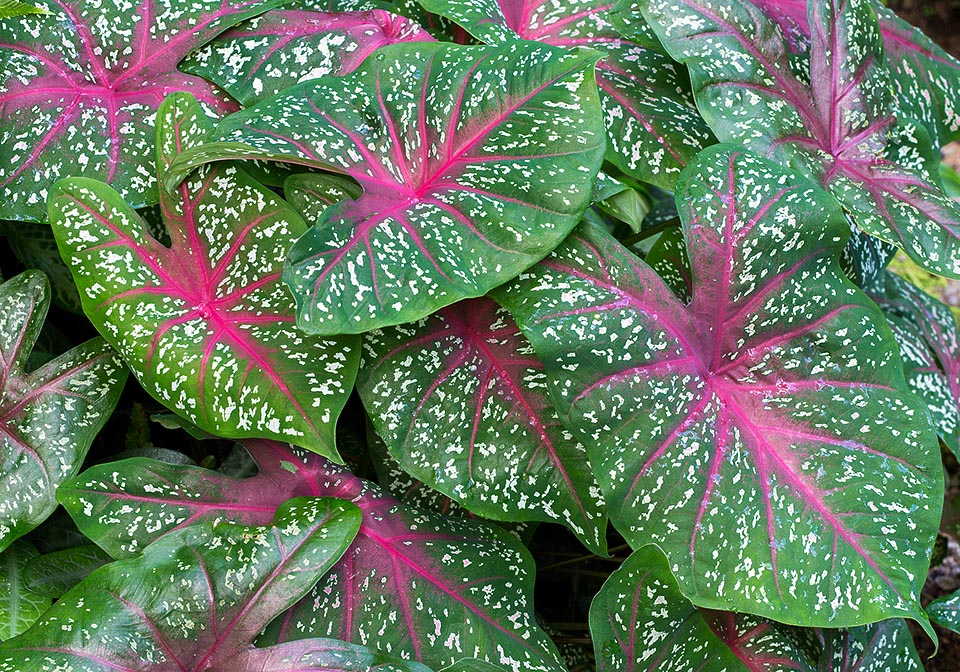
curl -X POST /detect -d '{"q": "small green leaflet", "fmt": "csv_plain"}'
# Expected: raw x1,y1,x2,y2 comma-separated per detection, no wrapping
0,271,126,553
166,41,606,334
49,92,359,460
496,145,941,633
0,1,47,18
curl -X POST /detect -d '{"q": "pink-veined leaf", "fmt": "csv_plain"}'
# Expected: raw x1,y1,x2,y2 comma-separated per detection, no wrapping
629,0,960,278
0,270,127,554
166,41,606,335
57,440,565,672
182,9,433,107
870,271,960,459
0,0,283,222
49,92,359,460
357,296,606,554
589,545,750,671
0,498,430,672
417,0,713,190
494,146,941,632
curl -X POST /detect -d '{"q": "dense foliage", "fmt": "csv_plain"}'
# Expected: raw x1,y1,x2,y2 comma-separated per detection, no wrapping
2,0,960,669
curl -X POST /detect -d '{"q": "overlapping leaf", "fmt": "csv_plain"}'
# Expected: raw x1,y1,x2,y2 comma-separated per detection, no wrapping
183,9,433,107
630,0,960,277
58,440,565,672
167,41,606,334
928,588,960,634
417,0,713,189
870,271,960,458
49,92,359,460
0,498,429,672
0,541,49,640
358,296,606,554
0,270,126,553
21,543,110,598
496,146,941,630
0,0,283,222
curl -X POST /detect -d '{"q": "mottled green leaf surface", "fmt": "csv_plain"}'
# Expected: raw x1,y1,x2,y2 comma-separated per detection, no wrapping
0,0,283,222
183,9,433,106
928,588,960,634
168,41,606,334
631,0,960,278
58,441,564,671
49,93,359,460
418,0,713,189
0,498,389,672
0,271,126,553
590,546,748,671
871,272,960,459
358,296,606,553
496,146,941,631
0,541,49,641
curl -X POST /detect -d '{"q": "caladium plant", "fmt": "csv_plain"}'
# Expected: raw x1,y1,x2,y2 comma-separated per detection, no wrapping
2,0,960,668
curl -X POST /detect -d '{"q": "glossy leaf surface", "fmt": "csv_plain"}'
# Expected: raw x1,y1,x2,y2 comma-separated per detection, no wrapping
632,0,960,277
418,0,713,189
0,271,126,553
871,271,960,458
49,93,359,460
358,296,606,554
0,541,49,640
170,41,605,334
496,146,941,630
0,0,282,222
58,440,564,671
183,9,433,106
590,545,748,671
0,497,383,672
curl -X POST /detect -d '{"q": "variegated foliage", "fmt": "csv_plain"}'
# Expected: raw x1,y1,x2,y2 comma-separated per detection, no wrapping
628,0,960,278
57,440,565,672
183,9,433,106
358,296,606,554
417,0,714,189
166,40,606,334
496,146,941,632
49,93,359,460
0,271,126,554
0,498,433,672
0,0,283,222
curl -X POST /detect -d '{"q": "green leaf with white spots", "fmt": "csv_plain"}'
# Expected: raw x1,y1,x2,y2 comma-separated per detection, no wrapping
21,544,111,599
182,9,433,106
590,545,750,671
49,92,359,460
645,224,690,302
870,271,960,459
495,146,941,632
631,0,960,278
927,587,960,634
0,541,49,641
0,497,426,672
57,440,565,671
0,0,284,222
0,270,127,554
284,173,363,223
167,40,606,335
358,296,606,554
417,0,714,190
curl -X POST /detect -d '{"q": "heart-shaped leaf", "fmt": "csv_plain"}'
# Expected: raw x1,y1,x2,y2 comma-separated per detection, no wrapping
417,0,714,190
870,271,960,459
629,0,960,278
358,296,606,554
0,0,283,222
183,9,433,107
0,497,414,672
0,541,49,640
590,545,749,671
0,270,127,553
167,40,606,334
495,146,941,631
58,440,564,671
49,92,359,460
